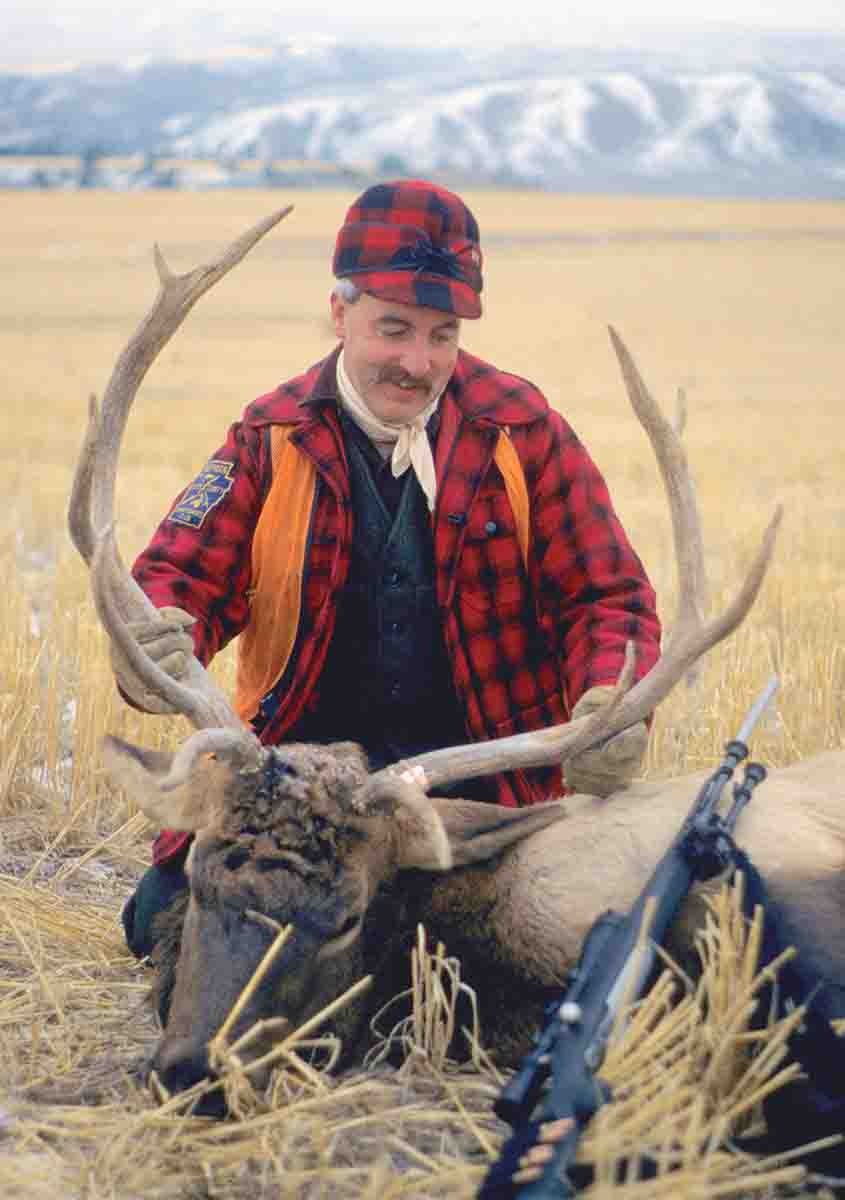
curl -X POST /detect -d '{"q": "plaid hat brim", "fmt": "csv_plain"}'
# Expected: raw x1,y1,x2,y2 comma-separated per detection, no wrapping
342,266,482,319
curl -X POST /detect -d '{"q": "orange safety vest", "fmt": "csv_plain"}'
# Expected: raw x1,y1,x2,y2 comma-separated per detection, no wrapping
235,424,530,724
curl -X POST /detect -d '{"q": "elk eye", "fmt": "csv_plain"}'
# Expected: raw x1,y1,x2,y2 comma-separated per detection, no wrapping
225,847,250,871
334,914,362,940
256,857,284,873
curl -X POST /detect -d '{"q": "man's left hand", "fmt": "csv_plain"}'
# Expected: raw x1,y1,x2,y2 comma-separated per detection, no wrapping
564,685,649,797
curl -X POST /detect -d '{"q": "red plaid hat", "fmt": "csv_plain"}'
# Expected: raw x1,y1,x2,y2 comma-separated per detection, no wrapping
333,180,483,318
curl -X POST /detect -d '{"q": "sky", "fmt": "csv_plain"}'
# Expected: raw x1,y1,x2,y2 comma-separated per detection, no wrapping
4,1,845,66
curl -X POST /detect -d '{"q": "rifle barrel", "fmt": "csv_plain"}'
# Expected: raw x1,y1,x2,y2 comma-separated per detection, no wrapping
735,675,779,745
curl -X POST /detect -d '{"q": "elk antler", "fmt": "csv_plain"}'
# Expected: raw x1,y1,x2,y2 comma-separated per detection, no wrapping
374,327,782,791
68,207,294,732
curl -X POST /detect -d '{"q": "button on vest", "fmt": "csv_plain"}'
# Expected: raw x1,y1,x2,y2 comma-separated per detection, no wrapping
301,432,466,766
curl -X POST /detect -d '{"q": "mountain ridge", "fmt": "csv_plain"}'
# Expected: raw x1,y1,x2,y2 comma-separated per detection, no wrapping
3,39,844,197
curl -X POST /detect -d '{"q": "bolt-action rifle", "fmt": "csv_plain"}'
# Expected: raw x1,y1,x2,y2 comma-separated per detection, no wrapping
478,677,780,1199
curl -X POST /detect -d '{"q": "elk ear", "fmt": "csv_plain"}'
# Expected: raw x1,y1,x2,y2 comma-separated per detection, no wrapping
101,735,229,832
359,778,453,870
386,784,569,872
427,797,568,866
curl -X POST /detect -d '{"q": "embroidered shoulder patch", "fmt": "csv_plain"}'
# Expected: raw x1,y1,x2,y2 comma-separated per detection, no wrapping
168,460,235,529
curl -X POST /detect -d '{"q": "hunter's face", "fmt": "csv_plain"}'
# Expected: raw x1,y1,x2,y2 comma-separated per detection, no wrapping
330,292,460,425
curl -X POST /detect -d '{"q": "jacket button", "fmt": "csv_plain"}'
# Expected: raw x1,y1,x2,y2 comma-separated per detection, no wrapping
485,521,498,535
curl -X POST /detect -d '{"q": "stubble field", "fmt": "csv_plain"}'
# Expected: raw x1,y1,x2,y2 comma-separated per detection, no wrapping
0,187,844,1198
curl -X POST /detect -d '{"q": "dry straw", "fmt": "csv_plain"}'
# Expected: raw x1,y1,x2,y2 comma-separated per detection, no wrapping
0,858,836,1199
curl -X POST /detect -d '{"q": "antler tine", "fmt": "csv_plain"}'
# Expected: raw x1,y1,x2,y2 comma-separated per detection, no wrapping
69,207,294,730
374,329,782,793
86,205,294,555
589,503,782,741
608,326,708,643
67,393,101,565
608,326,782,675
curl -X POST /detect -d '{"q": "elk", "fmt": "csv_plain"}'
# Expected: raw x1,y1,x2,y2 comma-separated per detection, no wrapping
69,209,845,1119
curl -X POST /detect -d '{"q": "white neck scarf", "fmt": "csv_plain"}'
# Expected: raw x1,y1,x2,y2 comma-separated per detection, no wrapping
336,351,440,513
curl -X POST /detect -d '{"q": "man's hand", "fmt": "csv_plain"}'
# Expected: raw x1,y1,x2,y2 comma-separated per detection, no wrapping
564,685,648,797
109,606,196,715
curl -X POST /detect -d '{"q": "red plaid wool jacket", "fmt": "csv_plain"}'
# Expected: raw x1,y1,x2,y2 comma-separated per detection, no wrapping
135,348,661,865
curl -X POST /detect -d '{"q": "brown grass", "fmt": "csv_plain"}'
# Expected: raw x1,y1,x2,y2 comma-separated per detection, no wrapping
0,188,844,1196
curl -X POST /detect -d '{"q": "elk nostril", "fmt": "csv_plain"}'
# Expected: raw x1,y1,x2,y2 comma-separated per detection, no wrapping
154,1038,213,1095
153,1041,229,1116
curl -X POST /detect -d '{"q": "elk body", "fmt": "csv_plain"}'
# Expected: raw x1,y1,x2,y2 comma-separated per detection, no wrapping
70,209,845,1116
103,736,845,1108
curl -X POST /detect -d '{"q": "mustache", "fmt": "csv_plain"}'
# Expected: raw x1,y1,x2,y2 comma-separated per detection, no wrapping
376,367,432,391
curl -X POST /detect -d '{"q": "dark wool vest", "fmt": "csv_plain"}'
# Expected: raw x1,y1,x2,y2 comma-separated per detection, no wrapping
284,430,468,771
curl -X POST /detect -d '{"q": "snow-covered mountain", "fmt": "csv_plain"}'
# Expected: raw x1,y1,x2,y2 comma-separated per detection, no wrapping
2,39,844,196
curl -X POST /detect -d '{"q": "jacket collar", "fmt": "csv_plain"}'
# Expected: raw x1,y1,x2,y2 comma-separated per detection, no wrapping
246,345,546,431
300,345,343,411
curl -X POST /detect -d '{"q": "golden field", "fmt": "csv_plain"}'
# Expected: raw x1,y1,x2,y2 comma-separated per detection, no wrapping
0,187,844,1197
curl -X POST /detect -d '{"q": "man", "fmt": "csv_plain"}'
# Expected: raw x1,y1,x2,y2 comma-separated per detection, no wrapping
116,179,661,959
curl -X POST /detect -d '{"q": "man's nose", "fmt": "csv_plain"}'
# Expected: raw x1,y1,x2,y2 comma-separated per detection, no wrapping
399,336,432,379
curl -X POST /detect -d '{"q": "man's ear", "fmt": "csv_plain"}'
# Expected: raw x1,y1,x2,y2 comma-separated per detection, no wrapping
330,292,346,339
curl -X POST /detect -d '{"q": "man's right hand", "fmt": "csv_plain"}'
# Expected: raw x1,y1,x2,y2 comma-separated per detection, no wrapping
109,605,196,715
